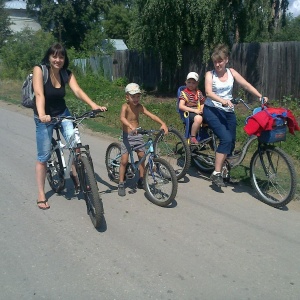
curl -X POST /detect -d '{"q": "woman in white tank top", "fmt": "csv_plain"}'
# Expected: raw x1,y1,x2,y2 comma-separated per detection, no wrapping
204,44,268,187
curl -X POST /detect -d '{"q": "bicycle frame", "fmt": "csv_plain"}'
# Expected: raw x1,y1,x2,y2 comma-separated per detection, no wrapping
50,122,93,179
128,138,156,172
50,125,76,179
226,135,257,167
111,136,157,176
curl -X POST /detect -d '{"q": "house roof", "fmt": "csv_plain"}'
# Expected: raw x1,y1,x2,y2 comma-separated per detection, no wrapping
111,39,128,51
4,1,27,10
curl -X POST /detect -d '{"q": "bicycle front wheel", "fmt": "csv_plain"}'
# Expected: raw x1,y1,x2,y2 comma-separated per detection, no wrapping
154,127,191,180
144,158,178,207
250,146,297,208
46,138,65,193
105,142,121,183
78,156,104,229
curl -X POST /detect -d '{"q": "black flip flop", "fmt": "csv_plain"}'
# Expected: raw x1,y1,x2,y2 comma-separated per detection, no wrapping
37,200,50,210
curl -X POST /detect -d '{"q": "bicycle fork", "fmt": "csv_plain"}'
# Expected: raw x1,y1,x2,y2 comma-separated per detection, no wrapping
257,145,276,179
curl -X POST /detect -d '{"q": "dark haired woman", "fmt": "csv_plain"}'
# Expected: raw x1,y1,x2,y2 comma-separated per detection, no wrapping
33,43,106,209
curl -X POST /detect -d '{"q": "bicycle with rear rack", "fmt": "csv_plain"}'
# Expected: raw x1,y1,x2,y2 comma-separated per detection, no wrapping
157,98,297,208
105,128,178,207
46,109,105,229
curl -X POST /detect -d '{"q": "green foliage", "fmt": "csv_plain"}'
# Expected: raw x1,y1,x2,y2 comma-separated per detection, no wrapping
113,77,128,87
103,4,133,43
26,0,111,50
0,29,55,79
272,15,300,41
80,25,107,57
0,0,12,48
129,0,289,71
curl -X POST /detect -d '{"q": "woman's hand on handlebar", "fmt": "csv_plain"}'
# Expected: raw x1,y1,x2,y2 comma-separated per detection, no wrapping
91,105,107,112
222,99,234,108
39,115,51,123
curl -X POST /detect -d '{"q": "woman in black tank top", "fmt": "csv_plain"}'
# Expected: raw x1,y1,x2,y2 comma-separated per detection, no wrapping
33,43,107,210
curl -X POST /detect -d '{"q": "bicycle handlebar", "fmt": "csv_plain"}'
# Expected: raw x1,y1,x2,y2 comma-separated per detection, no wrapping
50,109,106,124
231,97,268,111
135,127,163,135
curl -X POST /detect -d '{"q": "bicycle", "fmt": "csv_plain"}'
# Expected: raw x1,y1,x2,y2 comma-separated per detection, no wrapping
105,128,178,207
46,109,104,229
153,127,191,180
159,98,297,208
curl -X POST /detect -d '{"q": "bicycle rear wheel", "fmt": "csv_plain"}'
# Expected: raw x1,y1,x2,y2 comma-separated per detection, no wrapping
144,158,178,207
154,127,191,180
78,156,104,229
105,142,121,183
250,146,297,208
191,136,216,173
46,138,65,193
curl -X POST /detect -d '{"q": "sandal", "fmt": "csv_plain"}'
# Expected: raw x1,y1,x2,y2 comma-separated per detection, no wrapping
37,200,50,210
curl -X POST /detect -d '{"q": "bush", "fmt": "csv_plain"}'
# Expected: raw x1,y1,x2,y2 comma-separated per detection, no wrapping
0,29,55,79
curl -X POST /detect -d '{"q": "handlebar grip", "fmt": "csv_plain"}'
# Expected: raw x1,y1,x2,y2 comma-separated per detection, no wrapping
231,98,240,105
136,128,148,135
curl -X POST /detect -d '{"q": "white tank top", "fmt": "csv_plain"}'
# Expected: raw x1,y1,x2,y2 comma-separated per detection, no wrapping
205,68,234,112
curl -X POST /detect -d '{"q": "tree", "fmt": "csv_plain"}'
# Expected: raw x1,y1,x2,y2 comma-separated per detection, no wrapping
129,0,290,70
0,0,12,49
272,14,300,41
0,29,55,78
26,0,111,50
103,4,133,43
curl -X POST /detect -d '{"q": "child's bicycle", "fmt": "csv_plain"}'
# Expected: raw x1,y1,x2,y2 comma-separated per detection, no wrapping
46,109,105,229
105,128,178,207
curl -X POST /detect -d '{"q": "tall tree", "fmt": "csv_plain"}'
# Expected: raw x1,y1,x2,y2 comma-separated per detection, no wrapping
272,14,300,41
129,0,290,70
103,4,133,43
0,0,12,49
26,0,111,50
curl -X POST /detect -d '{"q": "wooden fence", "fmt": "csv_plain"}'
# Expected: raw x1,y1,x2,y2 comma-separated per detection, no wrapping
111,41,300,101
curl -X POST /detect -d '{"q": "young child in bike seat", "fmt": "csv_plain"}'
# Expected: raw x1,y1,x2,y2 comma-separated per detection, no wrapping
118,83,168,197
178,72,205,144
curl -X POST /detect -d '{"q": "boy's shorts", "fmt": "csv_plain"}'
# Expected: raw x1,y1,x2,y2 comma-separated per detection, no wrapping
121,132,145,155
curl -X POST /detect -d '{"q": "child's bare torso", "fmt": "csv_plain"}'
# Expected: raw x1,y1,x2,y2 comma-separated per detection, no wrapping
122,103,142,133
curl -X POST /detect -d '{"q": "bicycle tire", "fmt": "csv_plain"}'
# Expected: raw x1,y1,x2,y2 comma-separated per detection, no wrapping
78,156,104,229
46,138,65,193
191,137,216,173
250,146,297,208
154,127,191,180
105,142,121,183
144,157,178,207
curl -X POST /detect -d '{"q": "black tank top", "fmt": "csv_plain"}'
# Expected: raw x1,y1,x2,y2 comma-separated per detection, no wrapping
33,67,71,117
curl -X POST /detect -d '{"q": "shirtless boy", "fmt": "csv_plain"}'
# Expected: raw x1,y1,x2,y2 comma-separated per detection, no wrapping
118,83,168,196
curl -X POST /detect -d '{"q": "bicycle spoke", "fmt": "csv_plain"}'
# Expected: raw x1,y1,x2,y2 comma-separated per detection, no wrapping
250,146,296,207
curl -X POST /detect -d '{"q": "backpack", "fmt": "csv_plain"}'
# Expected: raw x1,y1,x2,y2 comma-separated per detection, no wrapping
21,65,69,109
21,65,48,108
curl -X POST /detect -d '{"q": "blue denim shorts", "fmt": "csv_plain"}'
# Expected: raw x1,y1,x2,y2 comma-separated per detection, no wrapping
203,105,237,155
34,108,76,163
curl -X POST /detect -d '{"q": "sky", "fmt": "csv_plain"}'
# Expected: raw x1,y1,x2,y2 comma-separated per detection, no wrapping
288,0,300,17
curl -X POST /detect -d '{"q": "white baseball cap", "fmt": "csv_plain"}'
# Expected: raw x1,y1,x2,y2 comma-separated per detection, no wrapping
186,72,199,81
125,83,141,94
